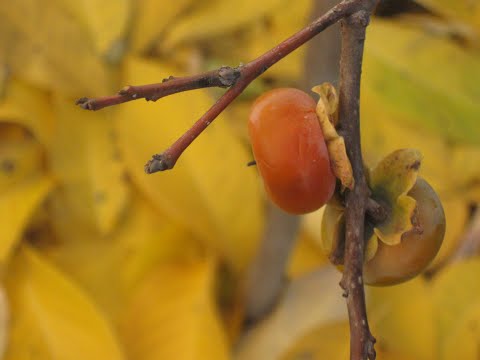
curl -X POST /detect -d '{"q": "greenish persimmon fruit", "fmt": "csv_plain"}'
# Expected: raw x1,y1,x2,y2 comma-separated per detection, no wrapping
363,177,445,285
321,177,445,286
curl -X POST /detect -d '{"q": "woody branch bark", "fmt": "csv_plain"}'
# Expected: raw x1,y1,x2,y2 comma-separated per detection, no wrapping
338,2,378,360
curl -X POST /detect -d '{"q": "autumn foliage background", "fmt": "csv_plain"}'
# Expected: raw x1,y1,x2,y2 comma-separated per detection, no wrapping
0,0,479,359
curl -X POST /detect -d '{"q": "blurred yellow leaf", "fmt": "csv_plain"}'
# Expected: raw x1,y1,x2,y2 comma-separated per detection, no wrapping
4,246,125,360
130,0,193,53
282,322,350,360
287,229,328,279
0,80,54,149
0,130,44,189
244,0,313,81
441,305,480,360
163,0,284,49
431,258,480,359
450,144,480,201
0,286,8,358
416,0,480,35
45,190,198,320
116,57,263,272
235,267,346,360
282,321,419,360
120,258,229,360
0,0,112,96
0,176,52,262
50,95,128,235
429,195,468,268
368,277,436,360
363,19,480,145
52,0,130,57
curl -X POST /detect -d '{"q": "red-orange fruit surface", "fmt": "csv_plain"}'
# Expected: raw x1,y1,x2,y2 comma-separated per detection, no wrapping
248,88,335,214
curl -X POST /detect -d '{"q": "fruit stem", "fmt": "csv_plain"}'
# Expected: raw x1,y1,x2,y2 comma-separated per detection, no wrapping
366,197,388,224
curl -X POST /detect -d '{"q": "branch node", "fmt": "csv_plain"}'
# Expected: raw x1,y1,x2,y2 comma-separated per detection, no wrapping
349,10,370,27
162,75,176,83
218,66,241,87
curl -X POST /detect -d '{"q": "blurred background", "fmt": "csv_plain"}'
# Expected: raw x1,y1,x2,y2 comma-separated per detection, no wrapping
0,0,479,359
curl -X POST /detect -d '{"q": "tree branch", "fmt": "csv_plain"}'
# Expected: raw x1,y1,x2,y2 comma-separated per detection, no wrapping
77,0,362,173
338,3,378,360
75,66,241,111
76,1,382,359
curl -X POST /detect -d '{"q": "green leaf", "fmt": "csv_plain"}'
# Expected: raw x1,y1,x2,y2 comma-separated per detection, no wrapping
363,19,480,145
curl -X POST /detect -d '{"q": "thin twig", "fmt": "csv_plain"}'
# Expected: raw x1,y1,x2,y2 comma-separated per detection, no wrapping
75,66,241,110
338,3,378,360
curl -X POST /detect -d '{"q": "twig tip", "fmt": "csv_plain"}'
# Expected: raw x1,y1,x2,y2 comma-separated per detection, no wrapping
144,154,171,174
75,97,94,110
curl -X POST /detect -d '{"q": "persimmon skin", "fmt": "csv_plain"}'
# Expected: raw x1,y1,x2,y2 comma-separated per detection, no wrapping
248,88,335,214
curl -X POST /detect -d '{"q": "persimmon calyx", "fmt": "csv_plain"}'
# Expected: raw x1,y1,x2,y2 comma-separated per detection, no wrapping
369,148,422,247
312,83,354,191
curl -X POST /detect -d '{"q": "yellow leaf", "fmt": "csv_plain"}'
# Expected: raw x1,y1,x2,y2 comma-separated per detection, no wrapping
163,0,284,49
368,277,436,360
130,0,194,53
0,176,53,262
4,246,125,360
45,191,198,320
441,305,480,360
416,0,480,35
431,258,480,359
0,128,44,189
0,80,55,149
51,0,130,57
363,19,480,145
282,322,350,360
235,267,346,360
0,0,112,96
287,229,329,279
115,57,263,272
50,95,129,235
450,144,480,201
119,258,229,360
282,321,419,360
428,195,468,269
244,0,313,81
